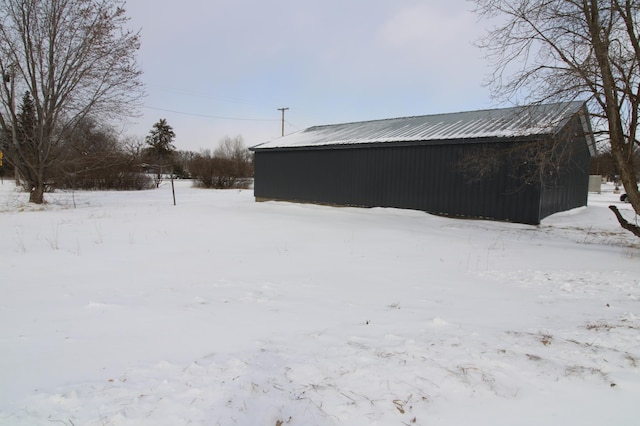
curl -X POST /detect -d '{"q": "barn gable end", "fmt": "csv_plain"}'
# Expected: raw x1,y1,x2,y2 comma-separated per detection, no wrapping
250,102,595,225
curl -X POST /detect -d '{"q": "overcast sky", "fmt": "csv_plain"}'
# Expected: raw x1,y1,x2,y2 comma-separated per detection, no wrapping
124,0,496,152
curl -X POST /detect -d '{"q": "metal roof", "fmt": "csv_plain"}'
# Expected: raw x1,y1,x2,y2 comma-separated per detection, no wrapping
252,101,594,151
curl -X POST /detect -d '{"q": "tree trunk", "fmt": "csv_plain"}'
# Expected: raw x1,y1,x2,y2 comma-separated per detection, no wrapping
587,3,640,231
29,182,45,204
609,205,640,238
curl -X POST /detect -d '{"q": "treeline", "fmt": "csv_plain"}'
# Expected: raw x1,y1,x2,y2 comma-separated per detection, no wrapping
590,150,640,182
184,136,253,189
1,114,156,192
55,119,154,191
1,116,254,192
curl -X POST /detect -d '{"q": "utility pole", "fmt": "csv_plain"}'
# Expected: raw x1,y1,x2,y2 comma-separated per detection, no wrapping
277,107,289,137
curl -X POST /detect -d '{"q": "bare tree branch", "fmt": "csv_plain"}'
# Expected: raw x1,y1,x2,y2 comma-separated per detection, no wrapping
473,0,640,236
0,0,143,203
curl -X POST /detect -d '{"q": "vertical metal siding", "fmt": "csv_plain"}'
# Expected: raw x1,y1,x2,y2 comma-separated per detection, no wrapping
538,150,590,219
254,140,550,224
539,119,591,220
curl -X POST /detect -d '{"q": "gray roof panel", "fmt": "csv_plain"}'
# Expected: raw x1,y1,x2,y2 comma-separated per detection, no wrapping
252,101,590,150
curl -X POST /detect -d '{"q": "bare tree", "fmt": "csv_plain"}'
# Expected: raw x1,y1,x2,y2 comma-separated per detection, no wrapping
215,135,253,177
190,136,253,189
474,0,640,236
0,0,143,203
458,102,591,196
55,118,153,191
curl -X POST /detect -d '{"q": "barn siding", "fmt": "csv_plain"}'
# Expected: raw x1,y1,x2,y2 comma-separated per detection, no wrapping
539,123,592,220
253,141,545,224
252,103,593,225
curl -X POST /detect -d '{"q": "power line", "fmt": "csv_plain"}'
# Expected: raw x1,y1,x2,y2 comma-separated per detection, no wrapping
144,105,279,122
146,83,255,106
284,120,304,131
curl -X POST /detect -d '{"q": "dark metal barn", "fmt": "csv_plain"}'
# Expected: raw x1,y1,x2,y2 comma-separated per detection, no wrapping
250,102,596,225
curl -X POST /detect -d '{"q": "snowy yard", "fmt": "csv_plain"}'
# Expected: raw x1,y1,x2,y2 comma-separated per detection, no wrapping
1,180,639,425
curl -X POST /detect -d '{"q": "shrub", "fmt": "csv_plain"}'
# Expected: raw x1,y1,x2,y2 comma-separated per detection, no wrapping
189,136,253,189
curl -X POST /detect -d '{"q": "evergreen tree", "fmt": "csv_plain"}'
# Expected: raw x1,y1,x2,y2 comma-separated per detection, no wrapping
145,119,176,159
144,118,176,187
14,92,40,194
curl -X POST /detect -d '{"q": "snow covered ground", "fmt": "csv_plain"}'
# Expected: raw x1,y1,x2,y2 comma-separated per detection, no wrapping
1,179,639,425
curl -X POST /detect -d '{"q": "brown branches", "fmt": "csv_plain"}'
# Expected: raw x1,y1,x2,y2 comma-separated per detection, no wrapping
608,205,640,237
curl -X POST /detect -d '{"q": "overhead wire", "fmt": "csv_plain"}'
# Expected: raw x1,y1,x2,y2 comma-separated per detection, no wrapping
142,83,308,130
146,83,256,106
143,105,280,122
143,82,281,122
284,120,304,131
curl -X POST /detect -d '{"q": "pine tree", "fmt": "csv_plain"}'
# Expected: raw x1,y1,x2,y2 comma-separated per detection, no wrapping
14,92,41,197
144,118,176,188
145,118,176,159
